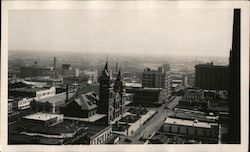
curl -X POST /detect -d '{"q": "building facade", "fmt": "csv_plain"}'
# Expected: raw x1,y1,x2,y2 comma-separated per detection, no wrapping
162,117,220,143
20,63,53,78
142,67,165,88
195,62,229,90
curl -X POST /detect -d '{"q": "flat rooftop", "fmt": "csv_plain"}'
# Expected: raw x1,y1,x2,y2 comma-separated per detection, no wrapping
36,91,75,105
165,117,218,129
23,112,63,121
10,87,51,92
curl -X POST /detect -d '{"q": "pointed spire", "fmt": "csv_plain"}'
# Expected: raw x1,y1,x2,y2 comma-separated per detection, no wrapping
104,59,108,71
116,68,121,81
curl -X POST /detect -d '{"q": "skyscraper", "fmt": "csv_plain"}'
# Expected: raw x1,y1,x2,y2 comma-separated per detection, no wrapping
228,9,241,144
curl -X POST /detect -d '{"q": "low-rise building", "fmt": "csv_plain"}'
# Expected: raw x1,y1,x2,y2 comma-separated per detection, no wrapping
63,92,98,118
184,88,204,100
30,90,76,114
87,124,112,145
162,117,220,143
9,113,88,145
22,112,64,127
9,86,56,100
133,88,168,107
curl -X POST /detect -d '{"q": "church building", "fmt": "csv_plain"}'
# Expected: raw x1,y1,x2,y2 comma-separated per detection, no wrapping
97,61,125,125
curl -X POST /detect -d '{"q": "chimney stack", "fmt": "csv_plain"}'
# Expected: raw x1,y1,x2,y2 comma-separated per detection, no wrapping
54,57,56,70
66,85,69,103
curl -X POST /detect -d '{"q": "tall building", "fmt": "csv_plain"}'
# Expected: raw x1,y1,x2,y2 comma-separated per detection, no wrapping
142,66,166,88
97,61,125,124
228,9,241,144
194,62,229,90
163,63,171,72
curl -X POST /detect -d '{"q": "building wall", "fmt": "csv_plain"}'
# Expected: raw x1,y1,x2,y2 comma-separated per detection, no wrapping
134,89,161,104
35,87,56,99
195,64,229,90
20,67,52,78
89,126,112,145
142,69,165,88
64,101,97,118
18,98,33,110
163,123,219,139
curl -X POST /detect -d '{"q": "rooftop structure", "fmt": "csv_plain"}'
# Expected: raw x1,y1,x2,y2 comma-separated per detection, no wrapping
164,117,218,129
23,112,63,122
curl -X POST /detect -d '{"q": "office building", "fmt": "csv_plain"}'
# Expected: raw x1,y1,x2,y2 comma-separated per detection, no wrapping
142,67,165,88
195,62,229,90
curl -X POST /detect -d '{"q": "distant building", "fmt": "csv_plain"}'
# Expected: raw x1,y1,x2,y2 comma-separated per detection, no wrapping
24,76,63,86
134,88,169,107
142,67,165,88
81,69,98,84
195,62,229,90
58,64,79,77
97,61,125,124
63,76,89,85
163,63,171,72
162,117,220,143
20,63,53,78
184,88,203,100
9,86,56,99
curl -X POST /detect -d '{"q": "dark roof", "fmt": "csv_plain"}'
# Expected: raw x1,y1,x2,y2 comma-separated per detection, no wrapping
10,87,48,92
35,91,75,106
86,124,111,138
74,92,98,111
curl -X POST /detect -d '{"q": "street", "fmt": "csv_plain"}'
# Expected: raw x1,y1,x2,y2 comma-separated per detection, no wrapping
124,96,182,144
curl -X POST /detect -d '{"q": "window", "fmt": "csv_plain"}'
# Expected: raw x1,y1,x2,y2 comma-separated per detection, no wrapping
169,126,172,132
195,129,197,135
186,128,189,134
177,127,180,133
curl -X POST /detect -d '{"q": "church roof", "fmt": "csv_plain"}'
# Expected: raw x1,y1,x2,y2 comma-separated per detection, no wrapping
74,92,98,111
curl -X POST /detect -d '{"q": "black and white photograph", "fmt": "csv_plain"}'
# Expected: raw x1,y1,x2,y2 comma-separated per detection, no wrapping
1,1,249,152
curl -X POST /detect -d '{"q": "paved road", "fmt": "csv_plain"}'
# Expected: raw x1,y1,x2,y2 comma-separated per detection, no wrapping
127,96,182,144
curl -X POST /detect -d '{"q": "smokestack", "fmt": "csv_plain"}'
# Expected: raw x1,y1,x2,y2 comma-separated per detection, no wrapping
116,62,118,73
66,85,69,102
54,57,56,70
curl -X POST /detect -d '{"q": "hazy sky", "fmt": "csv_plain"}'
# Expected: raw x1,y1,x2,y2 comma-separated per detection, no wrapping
8,9,234,57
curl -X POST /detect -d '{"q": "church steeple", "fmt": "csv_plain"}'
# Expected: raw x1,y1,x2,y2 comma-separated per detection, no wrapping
116,69,121,81
102,59,110,77
104,60,108,71
114,68,123,94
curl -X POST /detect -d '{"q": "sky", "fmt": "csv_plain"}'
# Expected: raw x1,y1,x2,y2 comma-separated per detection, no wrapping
8,8,234,57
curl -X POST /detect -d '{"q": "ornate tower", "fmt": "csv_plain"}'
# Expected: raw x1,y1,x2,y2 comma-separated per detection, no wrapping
114,69,125,115
114,69,123,94
97,61,114,124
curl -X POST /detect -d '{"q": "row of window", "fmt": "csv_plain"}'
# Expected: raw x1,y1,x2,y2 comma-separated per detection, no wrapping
167,126,214,138
91,130,112,145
